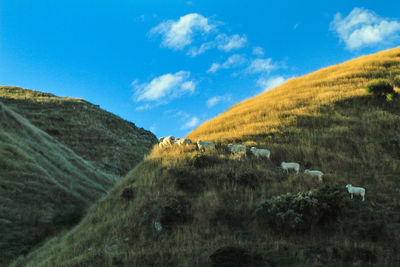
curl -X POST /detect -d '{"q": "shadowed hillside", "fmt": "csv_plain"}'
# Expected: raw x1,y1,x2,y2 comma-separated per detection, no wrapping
0,102,117,266
0,86,157,176
12,47,400,266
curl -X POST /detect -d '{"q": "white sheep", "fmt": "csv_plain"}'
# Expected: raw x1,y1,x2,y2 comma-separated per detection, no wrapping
159,136,175,148
177,138,193,145
281,162,300,174
346,184,366,201
227,144,247,154
250,147,270,159
197,140,216,150
304,169,324,182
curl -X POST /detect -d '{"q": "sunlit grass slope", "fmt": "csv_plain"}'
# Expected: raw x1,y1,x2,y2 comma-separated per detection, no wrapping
0,86,157,176
13,47,400,266
0,102,117,266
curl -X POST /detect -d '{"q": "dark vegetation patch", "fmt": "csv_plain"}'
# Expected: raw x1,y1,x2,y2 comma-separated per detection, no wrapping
209,246,263,267
158,193,192,230
255,186,345,233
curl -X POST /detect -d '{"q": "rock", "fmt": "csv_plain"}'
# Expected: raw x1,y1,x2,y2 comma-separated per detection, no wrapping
154,221,162,232
106,242,117,250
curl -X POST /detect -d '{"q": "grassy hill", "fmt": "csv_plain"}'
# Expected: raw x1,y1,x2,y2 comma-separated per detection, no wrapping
0,86,157,176
0,102,117,266
11,47,400,266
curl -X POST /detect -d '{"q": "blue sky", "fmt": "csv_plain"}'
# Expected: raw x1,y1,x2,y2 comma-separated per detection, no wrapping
1,1,400,138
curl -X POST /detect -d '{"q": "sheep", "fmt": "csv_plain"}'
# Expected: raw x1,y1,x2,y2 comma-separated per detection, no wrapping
159,136,175,148
346,184,366,201
281,162,300,174
227,144,247,154
158,137,165,148
250,147,270,159
177,138,193,145
304,169,324,182
197,140,216,150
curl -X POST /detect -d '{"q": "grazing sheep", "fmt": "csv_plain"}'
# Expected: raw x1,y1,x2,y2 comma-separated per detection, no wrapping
346,184,366,201
281,162,300,174
304,169,324,182
177,138,193,145
250,147,270,159
197,140,216,150
159,136,175,148
227,144,247,154
158,137,165,148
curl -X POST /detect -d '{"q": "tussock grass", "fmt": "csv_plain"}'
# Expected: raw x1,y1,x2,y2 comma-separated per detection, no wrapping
11,47,400,266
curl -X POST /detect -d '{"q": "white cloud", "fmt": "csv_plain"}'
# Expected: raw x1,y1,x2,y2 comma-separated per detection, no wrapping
187,41,215,56
330,8,400,50
207,54,246,73
133,71,196,107
206,95,232,107
246,58,276,73
181,116,200,129
252,46,264,56
150,13,214,50
257,76,290,92
216,34,248,52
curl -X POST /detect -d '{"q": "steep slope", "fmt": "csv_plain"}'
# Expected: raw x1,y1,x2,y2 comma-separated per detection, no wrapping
13,47,400,266
0,86,157,176
0,102,117,266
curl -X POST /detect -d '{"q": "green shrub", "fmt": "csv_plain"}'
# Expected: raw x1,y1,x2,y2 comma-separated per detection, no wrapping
168,168,205,194
158,193,192,229
209,246,263,267
52,207,83,228
365,79,395,97
189,153,219,169
120,187,135,200
255,186,344,233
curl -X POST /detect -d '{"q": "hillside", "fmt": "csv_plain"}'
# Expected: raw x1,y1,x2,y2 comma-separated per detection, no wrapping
12,47,400,266
0,102,117,266
0,86,157,176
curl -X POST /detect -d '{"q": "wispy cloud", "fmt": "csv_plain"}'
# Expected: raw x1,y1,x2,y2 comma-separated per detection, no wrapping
133,71,195,109
252,46,264,56
206,94,232,107
207,54,246,73
246,58,276,74
150,13,215,50
181,116,200,129
216,34,248,52
330,8,400,50
187,41,215,56
257,76,291,92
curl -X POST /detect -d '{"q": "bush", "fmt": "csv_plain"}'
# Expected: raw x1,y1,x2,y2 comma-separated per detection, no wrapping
159,193,191,229
120,188,135,200
189,153,219,169
52,207,83,228
255,186,344,233
168,168,205,194
365,79,395,97
209,246,263,267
